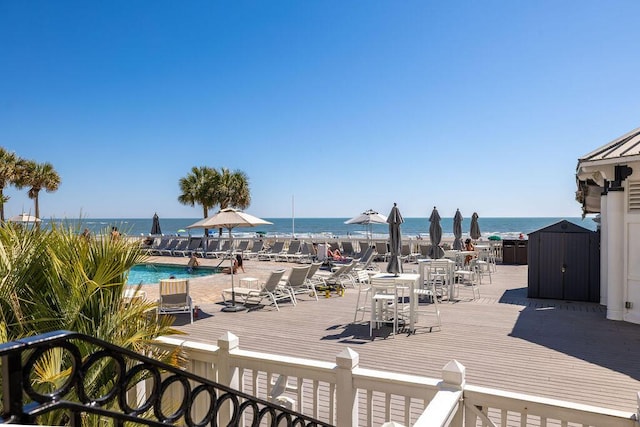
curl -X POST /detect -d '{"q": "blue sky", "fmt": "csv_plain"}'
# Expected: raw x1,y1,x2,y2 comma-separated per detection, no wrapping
2,1,640,219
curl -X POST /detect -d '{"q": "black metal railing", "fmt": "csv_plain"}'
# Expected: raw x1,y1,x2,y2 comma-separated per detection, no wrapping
0,330,332,426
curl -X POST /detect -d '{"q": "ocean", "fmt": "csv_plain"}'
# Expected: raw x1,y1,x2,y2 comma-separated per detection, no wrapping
45,217,598,241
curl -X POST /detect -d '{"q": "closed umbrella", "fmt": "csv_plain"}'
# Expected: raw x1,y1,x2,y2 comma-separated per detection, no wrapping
386,203,404,276
452,209,463,250
429,207,443,259
187,208,273,312
150,213,162,235
344,209,388,243
470,212,481,241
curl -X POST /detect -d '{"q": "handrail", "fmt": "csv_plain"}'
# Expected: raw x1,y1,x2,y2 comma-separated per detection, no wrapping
0,330,332,426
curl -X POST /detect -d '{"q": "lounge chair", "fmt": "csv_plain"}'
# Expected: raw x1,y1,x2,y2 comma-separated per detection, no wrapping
173,237,203,257
148,237,171,256
213,240,232,259
317,261,357,291
243,269,293,311
258,241,285,261
233,240,250,258
245,240,265,259
341,241,356,257
276,240,301,262
157,278,193,323
400,243,420,263
159,239,180,256
280,264,314,303
294,242,315,264
374,241,390,261
170,239,190,256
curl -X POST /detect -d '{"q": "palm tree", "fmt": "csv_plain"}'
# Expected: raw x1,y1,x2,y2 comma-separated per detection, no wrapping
0,148,21,221
178,166,219,218
15,160,61,220
0,223,184,424
215,168,251,210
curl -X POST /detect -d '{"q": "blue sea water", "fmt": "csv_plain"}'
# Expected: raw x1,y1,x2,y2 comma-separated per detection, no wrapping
45,216,598,241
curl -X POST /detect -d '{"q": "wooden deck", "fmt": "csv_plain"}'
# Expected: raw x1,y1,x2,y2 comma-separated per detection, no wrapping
147,257,640,413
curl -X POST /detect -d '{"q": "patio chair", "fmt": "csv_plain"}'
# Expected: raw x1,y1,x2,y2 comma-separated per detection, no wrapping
157,278,193,324
148,237,171,256
245,240,265,259
317,261,357,291
280,264,313,304
213,240,233,259
305,262,325,290
233,240,250,258
243,269,293,311
293,242,315,263
202,239,220,258
173,237,203,257
276,240,302,262
170,239,190,256
341,241,356,257
353,270,371,322
400,244,420,263
158,239,180,256
374,241,390,261
454,259,480,300
258,241,285,261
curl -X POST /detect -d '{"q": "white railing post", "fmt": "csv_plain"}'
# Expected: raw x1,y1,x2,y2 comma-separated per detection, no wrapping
414,360,465,427
636,392,639,424
217,331,240,425
335,348,359,427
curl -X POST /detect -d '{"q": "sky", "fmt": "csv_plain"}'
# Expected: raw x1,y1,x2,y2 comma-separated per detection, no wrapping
2,1,640,220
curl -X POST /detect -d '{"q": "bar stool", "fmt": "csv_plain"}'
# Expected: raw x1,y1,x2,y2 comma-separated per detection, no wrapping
353,270,371,322
370,280,399,338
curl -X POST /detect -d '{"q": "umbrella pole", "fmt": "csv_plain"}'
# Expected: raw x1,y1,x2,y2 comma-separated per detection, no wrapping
222,227,246,312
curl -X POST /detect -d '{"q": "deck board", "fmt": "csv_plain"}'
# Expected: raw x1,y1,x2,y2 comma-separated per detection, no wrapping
143,257,640,413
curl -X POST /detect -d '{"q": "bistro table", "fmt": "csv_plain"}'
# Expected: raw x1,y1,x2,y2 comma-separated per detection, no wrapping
371,273,420,333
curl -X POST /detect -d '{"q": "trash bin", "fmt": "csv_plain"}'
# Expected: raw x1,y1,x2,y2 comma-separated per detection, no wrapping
502,240,517,264
516,240,528,264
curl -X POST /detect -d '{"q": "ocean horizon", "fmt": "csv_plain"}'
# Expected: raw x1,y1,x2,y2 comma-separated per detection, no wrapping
44,216,598,241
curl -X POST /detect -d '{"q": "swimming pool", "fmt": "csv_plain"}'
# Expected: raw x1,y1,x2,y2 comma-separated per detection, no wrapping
126,264,219,285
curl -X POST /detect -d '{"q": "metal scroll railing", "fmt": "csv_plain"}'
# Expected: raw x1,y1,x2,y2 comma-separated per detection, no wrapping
0,330,332,426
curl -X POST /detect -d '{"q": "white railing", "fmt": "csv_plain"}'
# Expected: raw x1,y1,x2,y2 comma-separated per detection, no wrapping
153,332,638,427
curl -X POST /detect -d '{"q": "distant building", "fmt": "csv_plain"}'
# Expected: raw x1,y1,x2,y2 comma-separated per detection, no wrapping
576,127,640,324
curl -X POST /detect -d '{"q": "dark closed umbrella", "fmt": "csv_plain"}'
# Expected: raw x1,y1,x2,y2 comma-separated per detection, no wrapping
429,206,443,259
150,213,162,235
386,203,404,276
470,212,481,241
452,209,463,250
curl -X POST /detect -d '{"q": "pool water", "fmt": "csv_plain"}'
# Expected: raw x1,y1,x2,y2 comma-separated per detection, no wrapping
126,264,219,285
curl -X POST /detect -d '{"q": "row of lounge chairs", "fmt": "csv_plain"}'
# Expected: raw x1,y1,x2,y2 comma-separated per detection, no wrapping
221,257,379,311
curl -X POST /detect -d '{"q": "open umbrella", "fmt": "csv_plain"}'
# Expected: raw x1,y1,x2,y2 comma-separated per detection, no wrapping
150,213,162,235
386,203,404,276
7,213,41,224
187,208,272,312
345,209,387,243
452,209,463,250
470,212,481,241
429,207,443,259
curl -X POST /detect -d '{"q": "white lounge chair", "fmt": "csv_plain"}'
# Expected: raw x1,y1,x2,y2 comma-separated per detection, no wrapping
243,269,293,311
157,278,193,323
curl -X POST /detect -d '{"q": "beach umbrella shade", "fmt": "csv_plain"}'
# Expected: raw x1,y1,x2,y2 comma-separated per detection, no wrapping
385,203,404,276
470,212,481,241
429,207,443,259
344,209,387,243
7,213,41,224
452,209,463,250
187,208,273,312
150,213,162,235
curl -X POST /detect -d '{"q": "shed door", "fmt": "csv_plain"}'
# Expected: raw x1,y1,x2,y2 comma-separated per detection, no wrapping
563,233,591,301
538,233,565,299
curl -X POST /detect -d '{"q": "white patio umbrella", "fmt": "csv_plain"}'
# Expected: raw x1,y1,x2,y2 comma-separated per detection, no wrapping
187,208,272,312
7,213,41,224
344,209,387,243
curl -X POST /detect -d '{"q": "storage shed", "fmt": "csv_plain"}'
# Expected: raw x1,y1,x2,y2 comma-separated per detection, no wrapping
527,220,600,302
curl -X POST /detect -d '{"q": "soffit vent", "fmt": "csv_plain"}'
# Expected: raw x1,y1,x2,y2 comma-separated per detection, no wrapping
629,181,640,211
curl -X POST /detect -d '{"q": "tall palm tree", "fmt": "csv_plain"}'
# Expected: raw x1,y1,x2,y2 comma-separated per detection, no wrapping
178,166,219,218
16,160,61,220
0,148,21,221
215,168,251,210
